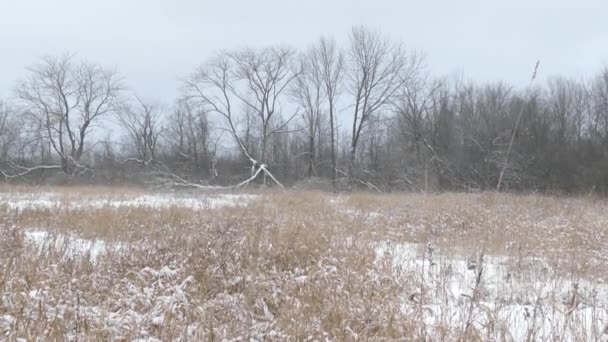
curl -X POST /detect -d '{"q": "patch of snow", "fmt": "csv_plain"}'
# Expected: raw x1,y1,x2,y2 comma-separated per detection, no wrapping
0,193,257,212
338,208,386,224
375,241,608,341
24,230,122,260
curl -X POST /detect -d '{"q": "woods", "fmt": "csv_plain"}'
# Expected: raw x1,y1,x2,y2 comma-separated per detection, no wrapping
2,27,608,193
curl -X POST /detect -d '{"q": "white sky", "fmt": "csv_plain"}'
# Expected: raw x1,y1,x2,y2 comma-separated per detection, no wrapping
1,0,608,104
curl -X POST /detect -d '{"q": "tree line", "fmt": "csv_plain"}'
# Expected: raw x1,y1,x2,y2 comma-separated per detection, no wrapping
1,26,608,193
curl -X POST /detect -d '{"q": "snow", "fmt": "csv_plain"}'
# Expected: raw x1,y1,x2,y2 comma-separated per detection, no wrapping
24,230,120,260
376,241,608,340
1,264,201,341
3,191,608,339
0,192,257,211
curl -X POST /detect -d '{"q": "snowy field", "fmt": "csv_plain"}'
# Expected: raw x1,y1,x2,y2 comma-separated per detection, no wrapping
1,189,608,340
1,191,256,211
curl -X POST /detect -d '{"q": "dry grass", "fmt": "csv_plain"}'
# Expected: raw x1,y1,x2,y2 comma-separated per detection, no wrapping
1,188,608,341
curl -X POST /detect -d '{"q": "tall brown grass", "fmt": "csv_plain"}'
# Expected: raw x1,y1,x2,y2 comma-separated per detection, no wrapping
1,188,607,340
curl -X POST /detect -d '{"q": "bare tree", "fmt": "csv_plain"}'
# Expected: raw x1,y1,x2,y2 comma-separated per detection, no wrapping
570,79,590,143
15,53,123,175
346,26,419,180
186,46,298,187
547,77,582,145
117,96,164,165
291,50,325,177
232,47,299,173
0,100,19,160
313,37,343,190
394,74,447,191
166,98,215,178
590,68,608,145
395,72,442,157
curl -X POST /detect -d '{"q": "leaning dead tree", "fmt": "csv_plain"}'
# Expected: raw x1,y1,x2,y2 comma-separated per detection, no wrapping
14,53,122,177
496,61,540,192
186,46,299,188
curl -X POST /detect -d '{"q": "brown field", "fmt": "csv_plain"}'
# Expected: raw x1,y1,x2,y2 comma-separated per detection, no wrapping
1,187,608,341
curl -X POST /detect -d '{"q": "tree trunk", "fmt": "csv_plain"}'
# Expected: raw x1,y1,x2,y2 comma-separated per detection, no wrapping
349,144,357,183
261,128,269,186
61,156,74,176
330,107,337,192
308,135,315,177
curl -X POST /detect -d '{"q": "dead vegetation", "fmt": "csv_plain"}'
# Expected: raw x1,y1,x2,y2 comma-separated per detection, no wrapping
1,188,608,340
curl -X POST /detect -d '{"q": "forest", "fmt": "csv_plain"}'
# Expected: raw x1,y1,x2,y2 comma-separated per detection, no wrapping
1,26,607,193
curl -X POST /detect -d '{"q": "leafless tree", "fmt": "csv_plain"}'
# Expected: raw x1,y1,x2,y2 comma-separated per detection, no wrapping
166,98,215,177
116,96,164,166
346,26,420,179
312,37,343,190
394,71,442,157
589,68,608,145
186,46,298,187
394,74,450,191
547,77,583,145
231,47,299,171
15,53,123,175
0,100,19,160
291,50,325,177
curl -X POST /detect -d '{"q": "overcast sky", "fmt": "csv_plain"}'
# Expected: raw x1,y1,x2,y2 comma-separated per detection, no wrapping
2,0,607,104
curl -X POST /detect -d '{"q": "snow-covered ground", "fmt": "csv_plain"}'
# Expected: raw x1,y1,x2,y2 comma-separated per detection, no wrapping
376,241,608,340
2,191,608,340
18,229,607,340
0,192,257,211
24,230,122,260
